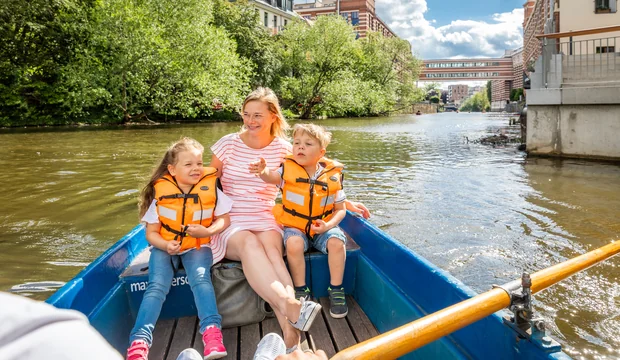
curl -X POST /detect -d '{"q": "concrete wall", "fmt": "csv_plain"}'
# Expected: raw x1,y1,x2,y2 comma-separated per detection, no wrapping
412,103,438,114
527,105,620,160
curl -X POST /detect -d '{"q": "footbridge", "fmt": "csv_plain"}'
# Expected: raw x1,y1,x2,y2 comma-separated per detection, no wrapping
420,57,514,81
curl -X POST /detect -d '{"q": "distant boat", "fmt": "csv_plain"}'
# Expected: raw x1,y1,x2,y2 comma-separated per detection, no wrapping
45,213,601,359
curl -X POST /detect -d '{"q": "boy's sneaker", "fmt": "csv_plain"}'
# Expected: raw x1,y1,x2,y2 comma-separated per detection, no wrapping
328,286,348,318
288,297,322,332
126,340,149,360
202,326,227,359
295,286,311,301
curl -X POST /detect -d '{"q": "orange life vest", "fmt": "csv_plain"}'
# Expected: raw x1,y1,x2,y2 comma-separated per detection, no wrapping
154,167,218,252
273,155,343,238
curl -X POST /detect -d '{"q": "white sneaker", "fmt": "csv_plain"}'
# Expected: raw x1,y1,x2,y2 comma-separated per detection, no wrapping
254,333,286,360
176,348,202,360
288,297,322,332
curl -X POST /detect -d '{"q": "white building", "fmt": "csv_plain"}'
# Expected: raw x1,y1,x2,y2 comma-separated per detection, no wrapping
251,0,300,34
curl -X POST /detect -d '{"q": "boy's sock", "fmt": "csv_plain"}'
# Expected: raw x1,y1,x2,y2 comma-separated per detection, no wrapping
294,285,311,300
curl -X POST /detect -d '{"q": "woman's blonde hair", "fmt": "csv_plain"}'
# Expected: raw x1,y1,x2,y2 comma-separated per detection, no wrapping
241,87,289,139
138,137,204,218
292,123,332,148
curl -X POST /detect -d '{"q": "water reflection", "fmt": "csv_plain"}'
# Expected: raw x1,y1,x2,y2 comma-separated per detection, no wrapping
0,113,618,359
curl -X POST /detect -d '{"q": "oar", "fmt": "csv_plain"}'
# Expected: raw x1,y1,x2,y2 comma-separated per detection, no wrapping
331,240,620,360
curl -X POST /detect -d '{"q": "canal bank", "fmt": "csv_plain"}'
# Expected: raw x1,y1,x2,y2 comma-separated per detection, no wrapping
0,113,618,359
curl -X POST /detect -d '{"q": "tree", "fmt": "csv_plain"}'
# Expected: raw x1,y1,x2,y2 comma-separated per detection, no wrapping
211,0,279,88
460,91,490,112
278,15,358,118
486,80,492,103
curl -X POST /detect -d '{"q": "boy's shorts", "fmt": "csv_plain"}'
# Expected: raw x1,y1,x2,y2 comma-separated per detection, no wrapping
283,226,347,254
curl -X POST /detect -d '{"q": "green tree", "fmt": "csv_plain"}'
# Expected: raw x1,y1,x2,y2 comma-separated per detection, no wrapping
212,0,279,88
278,15,358,119
486,80,492,103
460,90,490,112
70,0,250,122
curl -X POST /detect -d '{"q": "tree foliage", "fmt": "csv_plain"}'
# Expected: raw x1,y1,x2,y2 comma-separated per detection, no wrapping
460,90,490,112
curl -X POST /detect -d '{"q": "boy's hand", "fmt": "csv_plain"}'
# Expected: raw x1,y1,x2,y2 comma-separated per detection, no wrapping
248,157,267,175
167,240,181,255
185,224,210,238
311,220,329,234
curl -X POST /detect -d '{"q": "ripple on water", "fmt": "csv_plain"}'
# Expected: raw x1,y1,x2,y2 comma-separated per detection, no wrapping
56,171,78,175
9,281,65,294
115,189,138,197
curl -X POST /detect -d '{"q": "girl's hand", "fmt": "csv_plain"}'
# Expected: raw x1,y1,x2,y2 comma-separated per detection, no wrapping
311,220,329,234
167,240,181,255
248,157,267,175
185,224,210,238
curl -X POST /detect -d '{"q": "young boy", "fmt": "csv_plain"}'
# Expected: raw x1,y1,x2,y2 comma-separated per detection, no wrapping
249,123,349,318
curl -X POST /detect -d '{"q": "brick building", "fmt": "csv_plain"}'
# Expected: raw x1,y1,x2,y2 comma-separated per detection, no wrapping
293,0,397,38
448,85,468,104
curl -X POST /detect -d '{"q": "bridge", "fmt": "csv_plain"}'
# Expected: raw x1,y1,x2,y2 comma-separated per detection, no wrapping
420,57,514,81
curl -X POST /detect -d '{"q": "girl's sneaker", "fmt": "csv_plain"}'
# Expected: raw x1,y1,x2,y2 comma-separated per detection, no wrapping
202,327,227,359
126,340,149,360
253,332,286,359
288,297,322,332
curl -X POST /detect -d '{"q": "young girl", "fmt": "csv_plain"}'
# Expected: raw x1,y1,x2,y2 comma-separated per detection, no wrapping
127,137,232,360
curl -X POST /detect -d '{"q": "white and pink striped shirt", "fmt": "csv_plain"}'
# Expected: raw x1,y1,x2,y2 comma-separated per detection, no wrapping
209,133,292,263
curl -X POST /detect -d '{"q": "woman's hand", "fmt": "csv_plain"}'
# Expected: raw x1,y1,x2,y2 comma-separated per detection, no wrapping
345,200,371,219
166,240,181,255
185,224,211,238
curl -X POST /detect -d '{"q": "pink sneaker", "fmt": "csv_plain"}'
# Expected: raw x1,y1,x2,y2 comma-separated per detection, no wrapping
126,340,149,360
202,327,227,360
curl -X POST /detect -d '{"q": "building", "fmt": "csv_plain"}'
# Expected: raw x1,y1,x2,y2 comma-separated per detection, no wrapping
490,48,523,108
293,0,397,38
522,0,555,78
448,85,468,103
555,0,620,52
252,0,299,34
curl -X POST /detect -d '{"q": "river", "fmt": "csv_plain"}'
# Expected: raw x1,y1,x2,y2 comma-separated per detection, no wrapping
0,113,618,359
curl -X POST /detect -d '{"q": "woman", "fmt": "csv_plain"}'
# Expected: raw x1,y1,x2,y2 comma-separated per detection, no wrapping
209,87,369,349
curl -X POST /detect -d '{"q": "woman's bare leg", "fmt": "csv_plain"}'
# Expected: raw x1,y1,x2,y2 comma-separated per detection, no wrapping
226,230,301,347
225,230,300,321
256,230,294,287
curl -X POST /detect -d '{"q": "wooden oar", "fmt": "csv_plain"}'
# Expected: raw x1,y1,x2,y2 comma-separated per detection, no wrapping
331,240,620,360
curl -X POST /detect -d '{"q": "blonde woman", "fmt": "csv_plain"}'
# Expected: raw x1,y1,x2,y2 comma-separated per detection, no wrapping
209,88,369,350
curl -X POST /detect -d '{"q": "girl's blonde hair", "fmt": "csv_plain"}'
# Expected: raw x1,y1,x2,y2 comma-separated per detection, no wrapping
241,87,289,139
138,137,204,218
293,123,332,148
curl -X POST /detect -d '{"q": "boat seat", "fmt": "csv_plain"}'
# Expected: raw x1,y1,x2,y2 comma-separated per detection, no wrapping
119,234,360,321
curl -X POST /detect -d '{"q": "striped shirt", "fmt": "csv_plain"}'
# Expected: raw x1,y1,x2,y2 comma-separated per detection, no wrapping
209,133,292,263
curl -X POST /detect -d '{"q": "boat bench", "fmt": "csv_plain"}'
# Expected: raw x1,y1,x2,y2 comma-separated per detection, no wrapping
119,234,361,324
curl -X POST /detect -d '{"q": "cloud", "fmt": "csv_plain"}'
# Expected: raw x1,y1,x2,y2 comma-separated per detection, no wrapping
377,2,524,59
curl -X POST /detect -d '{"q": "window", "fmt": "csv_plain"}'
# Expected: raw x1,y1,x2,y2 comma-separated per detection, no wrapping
277,0,282,9
595,0,616,12
273,15,277,28
284,19,287,26
596,46,615,53
351,11,359,26
264,12,268,27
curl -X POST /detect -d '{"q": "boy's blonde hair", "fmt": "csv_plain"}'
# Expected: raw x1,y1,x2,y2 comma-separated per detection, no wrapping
241,87,289,139
292,123,332,148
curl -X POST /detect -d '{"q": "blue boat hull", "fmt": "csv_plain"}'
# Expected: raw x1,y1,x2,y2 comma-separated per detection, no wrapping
47,214,570,359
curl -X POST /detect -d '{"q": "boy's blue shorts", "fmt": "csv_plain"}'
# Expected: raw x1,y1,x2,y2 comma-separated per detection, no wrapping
283,226,347,254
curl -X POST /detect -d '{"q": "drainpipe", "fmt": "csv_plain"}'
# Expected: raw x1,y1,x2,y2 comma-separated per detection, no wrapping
337,0,340,15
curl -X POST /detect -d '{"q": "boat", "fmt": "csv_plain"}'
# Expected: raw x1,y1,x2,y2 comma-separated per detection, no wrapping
46,213,619,359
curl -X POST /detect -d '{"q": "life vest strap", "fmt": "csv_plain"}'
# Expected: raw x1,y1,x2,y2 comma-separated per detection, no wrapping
161,222,188,245
159,193,200,204
294,177,329,188
282,206,333,220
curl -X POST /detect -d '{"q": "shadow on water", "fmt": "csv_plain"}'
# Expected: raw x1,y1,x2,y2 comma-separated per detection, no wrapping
0,113,618,359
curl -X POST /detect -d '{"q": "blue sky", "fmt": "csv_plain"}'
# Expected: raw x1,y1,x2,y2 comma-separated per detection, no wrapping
375,0,525,60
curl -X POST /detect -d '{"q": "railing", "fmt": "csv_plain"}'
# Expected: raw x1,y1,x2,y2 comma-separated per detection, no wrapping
536,25,620,87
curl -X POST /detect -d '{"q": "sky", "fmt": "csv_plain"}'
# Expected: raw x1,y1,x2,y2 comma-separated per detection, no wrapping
376,0,525,60
373,0,525,88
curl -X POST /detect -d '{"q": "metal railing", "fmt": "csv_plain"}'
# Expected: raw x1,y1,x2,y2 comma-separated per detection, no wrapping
537,25,620,87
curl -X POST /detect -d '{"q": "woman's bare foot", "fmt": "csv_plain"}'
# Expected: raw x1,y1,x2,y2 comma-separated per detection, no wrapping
271,281,302,322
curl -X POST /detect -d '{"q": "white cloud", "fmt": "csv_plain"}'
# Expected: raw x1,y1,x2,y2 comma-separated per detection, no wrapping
376,2,524,60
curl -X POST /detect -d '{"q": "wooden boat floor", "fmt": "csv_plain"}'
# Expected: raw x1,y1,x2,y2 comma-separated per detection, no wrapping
149,295,378,360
